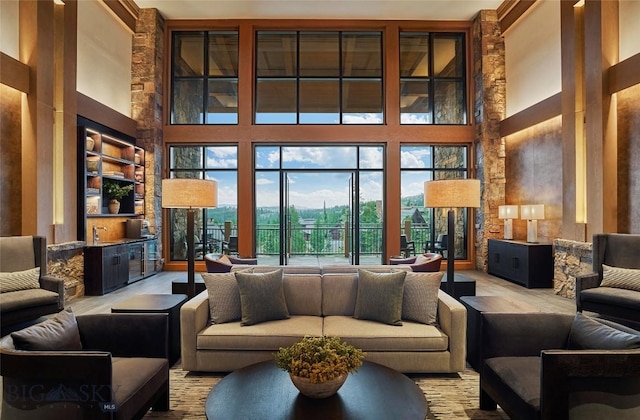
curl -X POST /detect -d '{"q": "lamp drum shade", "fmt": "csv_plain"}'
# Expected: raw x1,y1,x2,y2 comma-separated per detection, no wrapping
498,205,518,220
424,179,481,208
162,179,218,209
520,204,544,220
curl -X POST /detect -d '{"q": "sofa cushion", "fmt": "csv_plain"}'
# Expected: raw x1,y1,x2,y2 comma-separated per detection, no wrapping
0,235,35,273
402,272,443,325
202,272,241,324
283,274,322,316
0,267,40,293
197,316,323,350
322,273,358,316
354,270,407,326
11,307,82,351
580,286,640,310
0,288,59,312
323,316,448,351
600,264,640,292
484,356,541,412
112,356,168,420
235,269,289,326
567,313,640,350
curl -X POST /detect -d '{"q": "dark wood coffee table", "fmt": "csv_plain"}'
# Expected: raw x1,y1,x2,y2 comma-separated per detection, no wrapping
205,360,428,420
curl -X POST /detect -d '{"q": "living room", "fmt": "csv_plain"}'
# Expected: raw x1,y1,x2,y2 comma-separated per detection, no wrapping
1,0,640,419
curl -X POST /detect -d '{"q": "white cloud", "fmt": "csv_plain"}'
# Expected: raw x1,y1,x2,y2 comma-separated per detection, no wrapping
342,113,383,124
255,177,274,185
400,113,431,124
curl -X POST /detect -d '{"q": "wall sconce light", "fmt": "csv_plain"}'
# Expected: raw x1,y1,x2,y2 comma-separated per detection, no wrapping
520,204,544,243
498,205,518,240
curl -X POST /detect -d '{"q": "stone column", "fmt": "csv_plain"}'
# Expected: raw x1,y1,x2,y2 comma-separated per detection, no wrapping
472,10,506,271
131,9,164,256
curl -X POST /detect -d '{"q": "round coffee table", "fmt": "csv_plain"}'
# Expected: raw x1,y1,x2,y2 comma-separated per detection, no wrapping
205,360,428,419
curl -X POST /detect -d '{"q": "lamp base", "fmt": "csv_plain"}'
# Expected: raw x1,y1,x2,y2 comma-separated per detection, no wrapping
503,219,513,240
526,219,538,243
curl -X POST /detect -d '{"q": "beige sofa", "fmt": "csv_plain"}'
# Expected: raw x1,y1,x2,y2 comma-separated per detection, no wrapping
180,265,467,374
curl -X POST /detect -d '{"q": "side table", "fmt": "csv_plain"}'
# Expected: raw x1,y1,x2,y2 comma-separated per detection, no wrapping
111,294,188,366
460,296,539,371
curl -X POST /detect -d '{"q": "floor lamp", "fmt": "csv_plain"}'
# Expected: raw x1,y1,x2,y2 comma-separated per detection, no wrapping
162,178,218,299
424,179,480,298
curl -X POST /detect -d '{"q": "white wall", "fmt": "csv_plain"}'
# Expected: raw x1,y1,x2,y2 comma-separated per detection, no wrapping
77,0,132,117
0,0,19,59
620,0,640,61
504,0,562,117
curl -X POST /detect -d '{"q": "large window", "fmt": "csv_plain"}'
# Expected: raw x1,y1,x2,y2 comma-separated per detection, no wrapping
400,145,470,258
255,31,383,124
171,31,239,124
399,33,466,124
167,146,238,261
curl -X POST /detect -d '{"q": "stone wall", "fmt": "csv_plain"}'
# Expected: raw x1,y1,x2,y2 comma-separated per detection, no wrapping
131,8,165,255
472,10,507,271
48,241,85,300
553,238,592,298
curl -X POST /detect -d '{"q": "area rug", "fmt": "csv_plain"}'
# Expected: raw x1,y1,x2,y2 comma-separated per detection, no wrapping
143,362,509,419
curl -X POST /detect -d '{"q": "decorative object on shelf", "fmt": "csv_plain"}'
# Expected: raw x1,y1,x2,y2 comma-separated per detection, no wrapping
275,336,365,399
520,204,544,243
103,180,134,214
86,137,95,151
86,156,99,172
498,205,518,240
424,178,481,298
162,178,218,299
134,153,141,165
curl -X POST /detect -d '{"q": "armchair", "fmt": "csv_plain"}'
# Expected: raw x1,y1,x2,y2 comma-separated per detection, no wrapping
576,233,640,328
389,253,442,272
0,311,170,420
0,235,65,330
480,312,640,420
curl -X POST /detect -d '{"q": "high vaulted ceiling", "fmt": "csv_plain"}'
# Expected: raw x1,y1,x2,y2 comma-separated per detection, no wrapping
133,0,506,21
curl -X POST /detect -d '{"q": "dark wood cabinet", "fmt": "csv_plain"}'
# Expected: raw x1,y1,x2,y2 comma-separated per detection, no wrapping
487,239,553,288
84,244,130,295
84,238,158,296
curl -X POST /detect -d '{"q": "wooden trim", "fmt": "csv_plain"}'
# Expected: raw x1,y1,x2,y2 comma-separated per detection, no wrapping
499,93,561,137
499,0,538,33
1,53,30,93
102,0,139,32
608,53,640,94
76,92,137,138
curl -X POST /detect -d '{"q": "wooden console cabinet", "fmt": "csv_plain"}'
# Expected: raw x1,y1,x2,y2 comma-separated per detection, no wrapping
487,239,553,288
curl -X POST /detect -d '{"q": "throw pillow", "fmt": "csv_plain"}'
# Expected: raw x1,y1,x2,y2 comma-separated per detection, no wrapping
567,312,640,350
0,267,40,293
235,269,289,326
600,264,640,292
402,272,443,325
202,272,241,324
218,254,232,265
354,269,407,326
11,307,83,351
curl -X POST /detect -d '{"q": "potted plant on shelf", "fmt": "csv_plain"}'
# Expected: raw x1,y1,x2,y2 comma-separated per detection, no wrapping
103,180,134,214
275,335,365,399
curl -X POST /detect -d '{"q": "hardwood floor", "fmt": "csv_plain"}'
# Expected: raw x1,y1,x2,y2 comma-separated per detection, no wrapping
68,268,577,315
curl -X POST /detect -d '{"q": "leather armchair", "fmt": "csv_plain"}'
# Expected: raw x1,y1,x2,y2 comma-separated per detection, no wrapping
576,233,640,327
0,235,65,330
479,312,640,420
1,313,170,420
389,253,442,272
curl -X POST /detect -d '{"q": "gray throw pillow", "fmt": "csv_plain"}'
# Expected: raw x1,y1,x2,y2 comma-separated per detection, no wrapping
567,313,640,350
354,269,407,326
0,267,40,293
600,264,640,292
402,272,443,324
235,269,289,326
11,307,83,351
202,272,241,324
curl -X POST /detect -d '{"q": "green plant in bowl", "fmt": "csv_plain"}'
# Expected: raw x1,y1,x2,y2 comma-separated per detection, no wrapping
103,180,134,201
